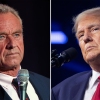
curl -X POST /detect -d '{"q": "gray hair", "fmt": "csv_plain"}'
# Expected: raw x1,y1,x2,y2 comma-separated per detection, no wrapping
72,7,100,33
0,4,22,26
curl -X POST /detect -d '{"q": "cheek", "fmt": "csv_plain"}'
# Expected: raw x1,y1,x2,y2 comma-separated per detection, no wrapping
0,43,6,57
79,42,85,56
94,34,100,44
96,39,100,46
18,40,24,53
79,42,84,52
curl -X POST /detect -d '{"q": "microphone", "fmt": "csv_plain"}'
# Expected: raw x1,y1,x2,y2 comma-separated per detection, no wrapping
17,69,29,100
51,47,77,67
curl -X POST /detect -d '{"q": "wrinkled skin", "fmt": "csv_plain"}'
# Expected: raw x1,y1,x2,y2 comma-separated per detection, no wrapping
0,12,24,76
76,15,100,72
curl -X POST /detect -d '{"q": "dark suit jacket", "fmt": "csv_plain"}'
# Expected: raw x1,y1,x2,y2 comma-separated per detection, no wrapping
0,71,50,100
52,71,92,100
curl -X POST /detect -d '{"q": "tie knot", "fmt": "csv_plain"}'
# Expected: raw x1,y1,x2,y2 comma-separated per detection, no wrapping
12,78,17,82
12,78,20,98
12,78,29,100
12,78,18,86
98,76,100,80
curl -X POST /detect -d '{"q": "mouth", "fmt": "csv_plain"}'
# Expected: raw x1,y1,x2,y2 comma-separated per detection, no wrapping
86,46,95,51
6,53,19,57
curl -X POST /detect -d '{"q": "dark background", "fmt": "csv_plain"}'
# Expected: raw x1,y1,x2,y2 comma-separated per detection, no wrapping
51,0,100,87
0,0,50,78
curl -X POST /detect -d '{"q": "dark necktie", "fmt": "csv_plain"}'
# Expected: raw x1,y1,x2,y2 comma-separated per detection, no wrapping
12,78,30,100
92,77,100,100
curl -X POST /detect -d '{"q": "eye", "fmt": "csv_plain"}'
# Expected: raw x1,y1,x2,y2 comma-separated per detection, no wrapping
76,30,84,40
77,33,84,40
0,35,6,41
13,33,22,38
92,27,100,32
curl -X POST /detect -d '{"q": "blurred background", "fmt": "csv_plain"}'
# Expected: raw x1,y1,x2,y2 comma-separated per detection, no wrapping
51,0,100,87
0,0,50,78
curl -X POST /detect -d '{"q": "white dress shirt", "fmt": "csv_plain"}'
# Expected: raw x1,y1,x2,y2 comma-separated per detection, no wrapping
0,73,39,100
83,70,100,100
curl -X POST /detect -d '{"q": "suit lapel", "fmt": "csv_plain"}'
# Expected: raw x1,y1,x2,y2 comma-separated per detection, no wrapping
4,90,12,100
29,72,49,100
0,85,11,100
29,74,43,100
70,71,92,100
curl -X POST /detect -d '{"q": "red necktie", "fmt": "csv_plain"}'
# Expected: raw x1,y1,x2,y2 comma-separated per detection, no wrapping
12,78,29,100
92,77,100,100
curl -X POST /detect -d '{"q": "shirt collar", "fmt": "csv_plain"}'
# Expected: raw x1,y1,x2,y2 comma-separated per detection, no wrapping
90,70,100,89
0,65,21,88
0,73,16,89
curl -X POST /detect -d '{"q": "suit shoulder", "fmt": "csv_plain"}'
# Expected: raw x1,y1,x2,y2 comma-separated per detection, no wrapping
52,71,92,100
29,71,49,83
68,71,91,78
64,70,91,80
29,71,50,100
52,70,91,89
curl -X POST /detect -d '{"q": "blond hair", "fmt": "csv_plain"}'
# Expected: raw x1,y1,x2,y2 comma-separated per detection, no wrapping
72,7,100,33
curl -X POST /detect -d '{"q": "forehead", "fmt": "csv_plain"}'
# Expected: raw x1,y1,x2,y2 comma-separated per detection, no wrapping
77,15,100,31
0,12,21,31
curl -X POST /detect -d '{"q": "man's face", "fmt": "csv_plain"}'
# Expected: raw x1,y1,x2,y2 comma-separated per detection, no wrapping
0,12,24,70
76,15,100,64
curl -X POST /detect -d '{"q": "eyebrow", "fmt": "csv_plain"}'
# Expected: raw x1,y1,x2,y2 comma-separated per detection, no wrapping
0,32,7,35
0,30,23,35
76,24,100,36
87,24,100,29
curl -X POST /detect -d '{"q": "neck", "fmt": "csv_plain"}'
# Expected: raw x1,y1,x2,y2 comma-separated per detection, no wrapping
89,61,100,72
0,66,20,77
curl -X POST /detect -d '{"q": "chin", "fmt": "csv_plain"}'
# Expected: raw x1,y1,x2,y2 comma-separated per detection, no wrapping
3,61,20,68
85,54,100,64
0,65,19,71
5,59,21,65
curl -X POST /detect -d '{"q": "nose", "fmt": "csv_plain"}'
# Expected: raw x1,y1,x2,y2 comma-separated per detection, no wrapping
6,35,17,49
83,32,93,43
